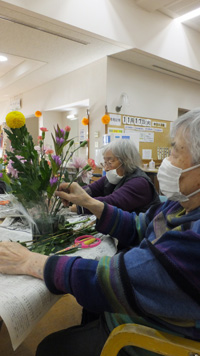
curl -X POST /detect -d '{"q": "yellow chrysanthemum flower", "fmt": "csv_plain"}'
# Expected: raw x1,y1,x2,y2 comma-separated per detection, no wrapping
5,111,26,129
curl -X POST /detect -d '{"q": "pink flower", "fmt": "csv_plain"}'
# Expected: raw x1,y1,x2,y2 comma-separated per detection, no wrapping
80,170,93,184
34,145,50,155
69,156,87,169
88,158,96,170
65,126,71,132
7,160,18,178
40,127,48,132
34,145,40,152
45,149,54,155
38,136,43,141
16,155,27,164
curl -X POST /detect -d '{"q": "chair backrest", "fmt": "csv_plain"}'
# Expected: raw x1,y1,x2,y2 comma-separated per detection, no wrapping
100,323,200,356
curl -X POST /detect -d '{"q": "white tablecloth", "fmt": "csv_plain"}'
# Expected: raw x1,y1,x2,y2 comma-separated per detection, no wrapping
0,194,117,350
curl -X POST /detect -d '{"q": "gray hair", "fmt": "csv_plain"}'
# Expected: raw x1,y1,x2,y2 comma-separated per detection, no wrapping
171,108,200,164
102,139,141,173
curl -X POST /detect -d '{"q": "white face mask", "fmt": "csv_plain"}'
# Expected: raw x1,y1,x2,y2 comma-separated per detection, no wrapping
157,157,200,202
106,165,123,185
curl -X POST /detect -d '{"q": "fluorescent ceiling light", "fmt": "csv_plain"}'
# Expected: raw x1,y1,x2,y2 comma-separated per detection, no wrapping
175,7,200,22
0,55,7,62
66,114,77,120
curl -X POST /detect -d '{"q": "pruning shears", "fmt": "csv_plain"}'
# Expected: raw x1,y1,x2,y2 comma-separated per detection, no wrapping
54,234,101,255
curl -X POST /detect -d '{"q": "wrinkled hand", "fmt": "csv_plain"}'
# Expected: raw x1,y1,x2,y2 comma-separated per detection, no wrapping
70,204,78,213
55,182,104,219
55,182,91,208
0,241,48,279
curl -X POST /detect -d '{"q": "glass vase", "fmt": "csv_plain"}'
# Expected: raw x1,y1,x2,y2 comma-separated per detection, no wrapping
26,203,65,240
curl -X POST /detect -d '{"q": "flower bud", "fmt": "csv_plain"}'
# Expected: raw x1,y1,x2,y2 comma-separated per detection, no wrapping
65,126,71,132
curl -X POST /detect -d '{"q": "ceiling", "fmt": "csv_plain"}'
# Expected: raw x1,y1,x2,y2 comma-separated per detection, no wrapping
135,0,200,32
0,2,128,108
0,1,200,111
112,1,200,86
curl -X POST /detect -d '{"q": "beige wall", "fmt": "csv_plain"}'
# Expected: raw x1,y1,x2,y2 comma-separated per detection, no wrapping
107,57,200,122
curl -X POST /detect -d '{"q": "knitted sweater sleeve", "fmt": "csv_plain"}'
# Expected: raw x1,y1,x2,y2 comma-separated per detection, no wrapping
43,202,200,337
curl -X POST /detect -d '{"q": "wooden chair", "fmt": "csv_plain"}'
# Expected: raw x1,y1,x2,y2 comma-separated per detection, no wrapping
100,323,200,356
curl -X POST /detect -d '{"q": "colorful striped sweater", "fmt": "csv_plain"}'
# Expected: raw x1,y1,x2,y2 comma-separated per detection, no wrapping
44,200,200,354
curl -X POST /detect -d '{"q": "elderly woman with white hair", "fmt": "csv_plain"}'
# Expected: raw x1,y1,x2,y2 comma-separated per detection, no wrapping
73,139,160,215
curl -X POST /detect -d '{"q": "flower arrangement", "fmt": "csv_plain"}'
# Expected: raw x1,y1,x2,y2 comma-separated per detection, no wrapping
0,111,95,244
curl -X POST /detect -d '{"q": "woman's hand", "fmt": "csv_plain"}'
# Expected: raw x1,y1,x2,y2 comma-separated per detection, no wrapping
69,204,77,213
55,182,104,219
55,182,91,208
0,241,48,279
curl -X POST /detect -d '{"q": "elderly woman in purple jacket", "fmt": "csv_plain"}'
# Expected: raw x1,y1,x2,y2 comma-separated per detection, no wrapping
72,139,160,214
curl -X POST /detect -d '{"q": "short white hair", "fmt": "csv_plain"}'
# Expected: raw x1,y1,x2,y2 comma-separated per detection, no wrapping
171,108,200,164
102,139,141,173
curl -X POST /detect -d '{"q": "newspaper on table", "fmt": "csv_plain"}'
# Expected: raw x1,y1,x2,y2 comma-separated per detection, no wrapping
0,194,117,350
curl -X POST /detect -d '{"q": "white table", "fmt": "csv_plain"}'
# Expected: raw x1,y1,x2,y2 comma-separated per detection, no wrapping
0,195,117,350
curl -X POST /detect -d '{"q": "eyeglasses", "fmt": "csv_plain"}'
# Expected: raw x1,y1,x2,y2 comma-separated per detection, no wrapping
100,158,119,168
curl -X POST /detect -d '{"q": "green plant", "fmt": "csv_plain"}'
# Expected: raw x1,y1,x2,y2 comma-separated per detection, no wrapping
0,111,92,216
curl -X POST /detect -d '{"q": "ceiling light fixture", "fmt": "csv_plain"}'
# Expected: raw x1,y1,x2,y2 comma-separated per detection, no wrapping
175,7,200,22
0,55,7,62
66,114,77,120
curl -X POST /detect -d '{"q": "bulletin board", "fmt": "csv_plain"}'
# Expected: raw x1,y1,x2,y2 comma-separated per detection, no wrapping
106,113,172,166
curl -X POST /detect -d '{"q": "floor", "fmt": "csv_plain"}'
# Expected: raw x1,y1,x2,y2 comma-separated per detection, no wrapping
0,295,82,356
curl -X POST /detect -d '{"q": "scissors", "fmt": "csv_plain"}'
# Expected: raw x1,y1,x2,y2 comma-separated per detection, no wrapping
55,235,101,255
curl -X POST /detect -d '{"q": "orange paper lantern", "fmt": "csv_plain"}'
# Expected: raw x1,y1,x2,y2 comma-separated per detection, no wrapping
81,117,89,126
101,114,110,125
35,110,42,117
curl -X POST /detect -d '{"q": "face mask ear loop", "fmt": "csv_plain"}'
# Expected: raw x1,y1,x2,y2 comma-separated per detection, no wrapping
181,164,200,199
182,163,200,173
186,188,200,199
116,163,123,171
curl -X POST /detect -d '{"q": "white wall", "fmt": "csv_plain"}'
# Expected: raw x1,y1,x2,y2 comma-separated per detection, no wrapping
26,115,39,145
107,57,200,122
42,111,63,150
61,109,89,160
